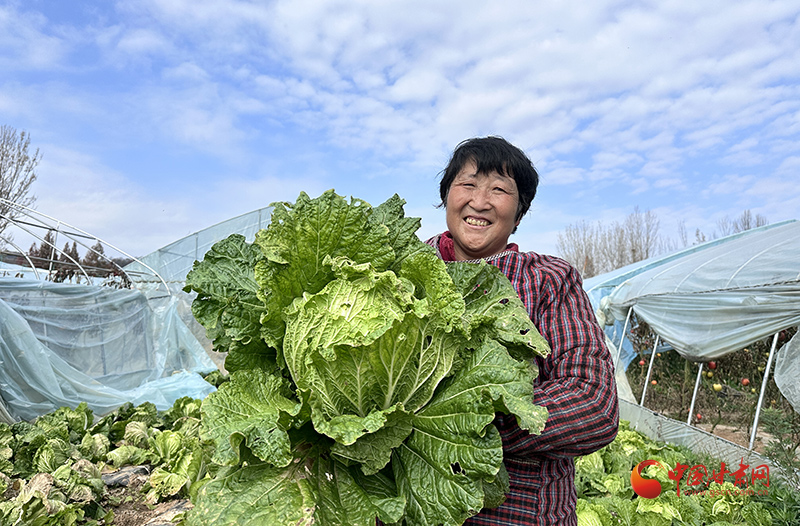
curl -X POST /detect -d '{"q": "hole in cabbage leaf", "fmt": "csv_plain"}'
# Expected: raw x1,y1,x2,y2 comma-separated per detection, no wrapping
520,328,530,335
499,298,509,305
451,462,464,475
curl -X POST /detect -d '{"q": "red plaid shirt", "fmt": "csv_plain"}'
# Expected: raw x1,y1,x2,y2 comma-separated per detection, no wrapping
429,233,619,526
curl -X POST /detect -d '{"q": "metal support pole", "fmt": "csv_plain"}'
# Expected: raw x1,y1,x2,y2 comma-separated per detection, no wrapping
48,224,61,276
614,307,633,373
687,362,704,425
640,334,661,406
749,332,780,450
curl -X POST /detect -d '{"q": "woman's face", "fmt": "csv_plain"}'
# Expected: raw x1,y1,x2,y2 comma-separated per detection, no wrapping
445,159,520,261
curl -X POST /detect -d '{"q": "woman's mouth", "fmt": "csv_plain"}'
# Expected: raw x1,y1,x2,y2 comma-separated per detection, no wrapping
464,217,490,227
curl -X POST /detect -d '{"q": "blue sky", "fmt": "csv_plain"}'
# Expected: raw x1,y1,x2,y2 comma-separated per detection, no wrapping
2,0,799,259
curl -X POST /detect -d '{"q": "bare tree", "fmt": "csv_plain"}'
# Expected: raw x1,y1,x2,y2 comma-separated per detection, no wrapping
715,216,735,238
558,208,770,278
694,228,707,245
662,219,690,252
677,219,688,248
734,209,768,232
0,125,40,245
557,207,661,278
597,221,628,272
596,207,660,274
555,220,598,278
624,206,659,262
626,206,661,263
714,209,769,240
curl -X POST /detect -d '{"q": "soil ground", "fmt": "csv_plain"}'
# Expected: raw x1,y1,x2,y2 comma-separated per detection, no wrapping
694,423,769,454
105,490,190,526
100,469,191,526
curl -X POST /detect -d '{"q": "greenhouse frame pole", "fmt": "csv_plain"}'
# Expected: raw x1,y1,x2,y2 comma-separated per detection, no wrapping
0,215,91,282
48,224,60,275
0,198,170,292
0,235,40,279
639,334,660,406
687,363,704,426
614,307,633,373
749,332,780,451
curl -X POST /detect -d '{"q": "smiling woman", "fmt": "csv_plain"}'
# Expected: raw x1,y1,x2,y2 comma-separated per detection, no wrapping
427,136,619,526
435,136,539,262
445,161,520,261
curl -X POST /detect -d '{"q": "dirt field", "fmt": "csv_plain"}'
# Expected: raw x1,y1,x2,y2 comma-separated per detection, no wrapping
100,467,191,526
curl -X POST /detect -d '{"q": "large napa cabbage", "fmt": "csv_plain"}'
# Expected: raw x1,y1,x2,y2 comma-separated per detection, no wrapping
183,190,550,526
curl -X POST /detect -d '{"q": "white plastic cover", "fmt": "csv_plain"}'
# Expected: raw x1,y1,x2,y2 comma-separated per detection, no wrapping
774,331,800,414
584,220,800,444
581,234,754,372
0,278,217,422
125,206,273,285
602,220,800,362
123,206,274,356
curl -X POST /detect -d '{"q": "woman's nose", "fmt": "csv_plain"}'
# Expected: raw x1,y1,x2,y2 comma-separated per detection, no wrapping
469,185,492,209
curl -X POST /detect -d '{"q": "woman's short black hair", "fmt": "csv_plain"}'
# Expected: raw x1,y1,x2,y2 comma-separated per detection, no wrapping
439,136,539,223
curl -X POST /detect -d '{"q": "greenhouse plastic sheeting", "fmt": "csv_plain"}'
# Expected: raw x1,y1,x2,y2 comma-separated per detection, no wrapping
124,205,273,285
583,220,800,437
0,278,217,423
774,331,800,414
580,231,781,372
610,336,636,404
598,220,800,361
123,205,274,356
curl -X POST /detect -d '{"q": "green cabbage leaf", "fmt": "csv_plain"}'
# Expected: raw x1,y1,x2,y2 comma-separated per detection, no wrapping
183,190,550,526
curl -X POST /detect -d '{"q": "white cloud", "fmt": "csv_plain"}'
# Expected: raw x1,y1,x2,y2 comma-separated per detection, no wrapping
652,178,684,190
591,151,643,172
77,1,795,189
204,175,330,220
541,163,586,186
29,146,196,257
116,27,170,55
702,174,755,197
775,155,800,175
162,62,210,83
2,0,799,262
0,5,70,70
25,145,333,259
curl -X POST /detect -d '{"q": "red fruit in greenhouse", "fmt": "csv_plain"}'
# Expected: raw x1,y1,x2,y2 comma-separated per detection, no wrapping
708,361,717,370
639,360,646,366
696,413,702,421
741,378,750,386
